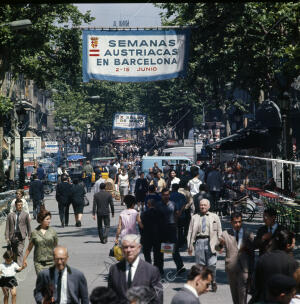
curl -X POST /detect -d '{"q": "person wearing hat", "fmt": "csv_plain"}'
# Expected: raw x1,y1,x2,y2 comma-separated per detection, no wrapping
260,273,297,304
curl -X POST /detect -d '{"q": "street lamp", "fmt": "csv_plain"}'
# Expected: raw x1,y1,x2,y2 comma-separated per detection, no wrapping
55,121,80,165
16,103,28,189
0,19,32,30
193,129,200,164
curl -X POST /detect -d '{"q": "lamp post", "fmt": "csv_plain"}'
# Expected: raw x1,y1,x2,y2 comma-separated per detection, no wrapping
193,129,199,164
55,120,79,166
16,103,28,189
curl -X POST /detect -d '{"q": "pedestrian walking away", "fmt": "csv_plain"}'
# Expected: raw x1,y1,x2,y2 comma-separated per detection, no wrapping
83,160,94,192
158,188,185,274
55,175,73,227
71,178,86,227
127,164,136,194
115,195,143,244
140,199,165,276
93,182,114,244
134,172,148,212
29,174,44,219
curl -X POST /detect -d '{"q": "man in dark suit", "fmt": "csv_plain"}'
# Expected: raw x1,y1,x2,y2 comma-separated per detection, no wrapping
215,212,255,304
108,234,163,304
92,182,114,243
253,230,298,302
34,246,89,304
56,174,73,227
254,208,283,256
5,199,31,266
171,265,213,304
29,173,44,219
140,199,164,275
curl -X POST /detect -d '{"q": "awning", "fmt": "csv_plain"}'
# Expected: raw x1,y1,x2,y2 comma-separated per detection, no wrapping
67,154,86,161
114,139,129,143
207,128,271,151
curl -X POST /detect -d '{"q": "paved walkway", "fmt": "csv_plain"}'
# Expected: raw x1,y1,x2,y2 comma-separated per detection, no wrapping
0,191,268,303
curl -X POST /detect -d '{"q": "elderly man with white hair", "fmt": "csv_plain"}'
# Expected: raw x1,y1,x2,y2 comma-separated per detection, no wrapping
108,234,163,304
187,198,222,292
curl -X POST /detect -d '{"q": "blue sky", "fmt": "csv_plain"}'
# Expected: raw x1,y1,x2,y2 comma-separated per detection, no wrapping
75,3,163,27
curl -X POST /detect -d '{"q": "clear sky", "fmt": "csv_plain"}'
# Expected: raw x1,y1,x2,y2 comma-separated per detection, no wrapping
75,3,163,28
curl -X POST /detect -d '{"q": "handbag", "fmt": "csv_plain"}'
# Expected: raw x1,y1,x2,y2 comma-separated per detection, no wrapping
84,196,89,206
160,242,175,254
109,245,123,261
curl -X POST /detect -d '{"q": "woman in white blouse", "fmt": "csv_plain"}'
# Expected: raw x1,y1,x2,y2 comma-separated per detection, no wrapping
118,169,129,206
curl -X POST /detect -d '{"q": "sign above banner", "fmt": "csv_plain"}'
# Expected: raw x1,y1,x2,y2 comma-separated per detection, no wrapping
113,113,147,130
82,29,190,82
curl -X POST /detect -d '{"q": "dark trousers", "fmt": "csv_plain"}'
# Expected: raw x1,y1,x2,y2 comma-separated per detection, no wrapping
163,224,184,271
33,199,43,218
10,232,25,266
143,240,163,272
209,191,220,212
85,174,92,192
97,215,110,241
58,202,70,226
177,217,186,248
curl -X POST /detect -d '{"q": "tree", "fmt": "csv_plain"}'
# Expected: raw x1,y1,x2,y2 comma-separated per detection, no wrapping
0,4,93,187
157,2,299,105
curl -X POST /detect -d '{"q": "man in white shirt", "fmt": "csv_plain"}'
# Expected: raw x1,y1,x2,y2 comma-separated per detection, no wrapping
34,246,89,304
171,265,213,304
93,173,106,194
188,172,202,197
108,234,163,304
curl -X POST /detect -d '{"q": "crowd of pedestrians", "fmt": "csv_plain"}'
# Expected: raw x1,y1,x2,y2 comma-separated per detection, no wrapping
1,156,299,304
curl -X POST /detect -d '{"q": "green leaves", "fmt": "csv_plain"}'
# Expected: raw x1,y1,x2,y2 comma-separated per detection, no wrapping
0,95,13,116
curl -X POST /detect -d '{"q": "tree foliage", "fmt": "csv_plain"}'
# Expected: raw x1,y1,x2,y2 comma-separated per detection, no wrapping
0,4,94,91
157,2,299,102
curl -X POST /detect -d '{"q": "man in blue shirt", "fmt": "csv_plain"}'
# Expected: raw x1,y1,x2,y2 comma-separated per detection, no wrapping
170,183,187,248
37,164,45,180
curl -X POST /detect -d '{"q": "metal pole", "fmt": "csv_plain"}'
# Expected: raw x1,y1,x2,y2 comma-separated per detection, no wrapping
193,133,197,164
19,131,25,189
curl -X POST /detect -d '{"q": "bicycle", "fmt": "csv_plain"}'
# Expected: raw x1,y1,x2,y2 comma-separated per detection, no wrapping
217,198,256,222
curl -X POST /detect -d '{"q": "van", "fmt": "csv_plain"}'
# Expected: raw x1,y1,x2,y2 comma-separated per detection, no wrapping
142,156,193,174
162,147,194,160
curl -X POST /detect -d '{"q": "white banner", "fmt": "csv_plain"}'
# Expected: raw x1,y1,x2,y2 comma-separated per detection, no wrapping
82,29,190,82
15,137,41,158
45,141,59,153
113,113,147,130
